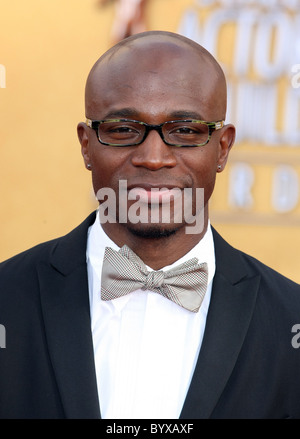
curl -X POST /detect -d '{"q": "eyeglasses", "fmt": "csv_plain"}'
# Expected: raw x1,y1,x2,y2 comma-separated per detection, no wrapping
85,118,224,147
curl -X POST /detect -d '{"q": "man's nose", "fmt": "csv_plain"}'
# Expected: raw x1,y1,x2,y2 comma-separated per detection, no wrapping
131,130,177,170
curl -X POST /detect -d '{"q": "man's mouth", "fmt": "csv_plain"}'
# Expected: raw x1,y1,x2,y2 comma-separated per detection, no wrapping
127,184,183,204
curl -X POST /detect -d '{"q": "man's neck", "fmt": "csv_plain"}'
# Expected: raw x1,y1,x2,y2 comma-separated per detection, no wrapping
101,218,209,270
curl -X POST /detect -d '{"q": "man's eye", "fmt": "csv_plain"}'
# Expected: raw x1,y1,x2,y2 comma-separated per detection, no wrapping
169,125,201,136
110,125,138,134
174,127,197,134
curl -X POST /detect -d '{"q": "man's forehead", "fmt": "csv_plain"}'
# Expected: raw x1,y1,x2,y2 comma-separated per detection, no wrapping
87,41,215,96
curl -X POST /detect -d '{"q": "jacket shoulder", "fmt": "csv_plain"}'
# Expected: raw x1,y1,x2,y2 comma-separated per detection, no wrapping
0,211,97,278
212,226,300,309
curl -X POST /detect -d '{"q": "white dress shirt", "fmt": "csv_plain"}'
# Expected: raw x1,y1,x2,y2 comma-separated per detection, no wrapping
86,210,215,419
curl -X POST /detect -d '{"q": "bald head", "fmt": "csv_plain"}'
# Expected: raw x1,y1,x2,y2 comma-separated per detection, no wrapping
85,31,227,120
88,31,224,75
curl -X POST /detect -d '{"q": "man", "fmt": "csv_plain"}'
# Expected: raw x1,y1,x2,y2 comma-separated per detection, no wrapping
1,31,300,419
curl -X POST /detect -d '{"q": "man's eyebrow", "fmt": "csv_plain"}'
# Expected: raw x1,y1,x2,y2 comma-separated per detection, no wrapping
168,110,205,120
102,109,205,121
103,108,138,119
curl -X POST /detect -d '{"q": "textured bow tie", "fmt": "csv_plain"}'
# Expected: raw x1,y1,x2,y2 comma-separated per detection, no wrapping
101,245,208,313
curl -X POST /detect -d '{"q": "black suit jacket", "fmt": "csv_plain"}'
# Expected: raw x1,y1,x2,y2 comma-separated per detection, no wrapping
1,211,300,419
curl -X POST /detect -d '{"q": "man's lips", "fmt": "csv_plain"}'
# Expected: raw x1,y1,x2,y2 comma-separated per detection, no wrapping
127,184,183,204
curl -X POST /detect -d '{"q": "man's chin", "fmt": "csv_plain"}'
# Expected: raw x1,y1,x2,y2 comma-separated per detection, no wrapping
126,223,180,239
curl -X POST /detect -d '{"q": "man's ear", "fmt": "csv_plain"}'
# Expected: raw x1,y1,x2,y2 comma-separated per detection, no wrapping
77,122,91,170
217,123,236,171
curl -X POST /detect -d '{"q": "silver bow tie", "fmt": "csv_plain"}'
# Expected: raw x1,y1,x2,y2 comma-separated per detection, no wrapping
101,245,208,313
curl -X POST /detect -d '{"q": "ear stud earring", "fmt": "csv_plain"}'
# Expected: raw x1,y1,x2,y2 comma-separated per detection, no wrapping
87,164,92,170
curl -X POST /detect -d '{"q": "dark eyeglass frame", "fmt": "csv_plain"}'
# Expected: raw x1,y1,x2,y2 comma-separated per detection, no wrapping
85,118,224,147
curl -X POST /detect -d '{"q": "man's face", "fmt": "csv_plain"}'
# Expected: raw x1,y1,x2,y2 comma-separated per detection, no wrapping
78,39,232,238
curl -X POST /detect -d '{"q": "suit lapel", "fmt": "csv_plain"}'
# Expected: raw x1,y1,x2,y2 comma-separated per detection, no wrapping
180,228,261,419
38,212,101,419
